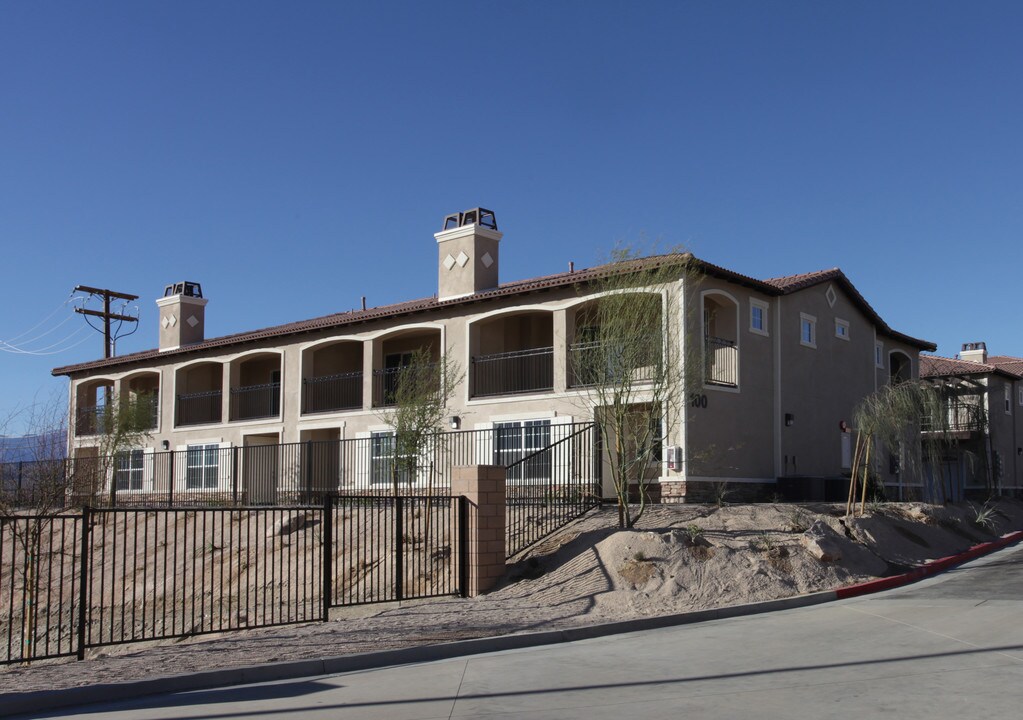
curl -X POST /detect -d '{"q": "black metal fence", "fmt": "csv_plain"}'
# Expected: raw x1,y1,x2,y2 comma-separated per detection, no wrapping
505,424,600,557
1,496,464,665
0,424,600,510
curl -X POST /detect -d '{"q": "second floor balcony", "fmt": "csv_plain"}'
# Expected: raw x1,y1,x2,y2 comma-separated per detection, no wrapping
176,390,223,427
75,404,107,437
705,336,738,388
302,372,363,414
230,382,281,421
75,397,158,436
471,347,554,398
372,364,439,408
922,398,985,435
568,338,661,388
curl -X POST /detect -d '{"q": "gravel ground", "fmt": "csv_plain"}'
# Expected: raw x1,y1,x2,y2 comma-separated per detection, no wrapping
2,500,1019,698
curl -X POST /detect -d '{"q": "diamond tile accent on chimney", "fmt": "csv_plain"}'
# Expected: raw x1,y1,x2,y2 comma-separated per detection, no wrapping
481,252,494,268
443,254,457,271
456,251,470,267
186,315,199,328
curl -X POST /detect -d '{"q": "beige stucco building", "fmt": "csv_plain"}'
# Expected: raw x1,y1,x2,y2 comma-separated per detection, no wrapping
54,209,936,502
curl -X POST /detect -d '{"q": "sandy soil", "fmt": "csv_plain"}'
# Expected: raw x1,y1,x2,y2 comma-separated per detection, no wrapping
2,498,1021,697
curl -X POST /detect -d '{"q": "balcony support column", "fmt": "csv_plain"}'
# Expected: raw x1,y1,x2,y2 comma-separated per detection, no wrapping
222,363,232,422
362,342,375,410
553,309,571,394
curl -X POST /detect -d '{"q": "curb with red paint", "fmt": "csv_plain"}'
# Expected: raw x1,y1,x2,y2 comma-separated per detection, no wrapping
835,529,1023,599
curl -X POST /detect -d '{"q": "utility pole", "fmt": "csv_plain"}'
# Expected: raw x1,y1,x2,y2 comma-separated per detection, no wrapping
73,285,139,358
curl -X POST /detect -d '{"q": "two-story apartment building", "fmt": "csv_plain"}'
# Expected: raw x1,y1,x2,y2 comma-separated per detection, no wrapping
920,344,1023,500
53,209,935,503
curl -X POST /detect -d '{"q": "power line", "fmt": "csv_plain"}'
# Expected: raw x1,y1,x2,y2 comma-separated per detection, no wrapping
72,286,140,359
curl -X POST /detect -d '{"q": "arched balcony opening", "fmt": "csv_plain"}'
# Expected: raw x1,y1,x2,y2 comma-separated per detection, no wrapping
890,351,912,385
175,362,223,427
230,353,282,421
568,295,662,388
301,340,364,414
124,371,160,430
470,311,554,398
75,379,114,436
702,292,739,388
372,329,442,408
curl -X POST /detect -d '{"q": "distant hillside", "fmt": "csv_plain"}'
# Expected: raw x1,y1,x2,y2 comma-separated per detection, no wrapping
0,431,67,463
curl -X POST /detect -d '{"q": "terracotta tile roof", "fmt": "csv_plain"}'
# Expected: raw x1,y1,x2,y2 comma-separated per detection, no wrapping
988,355,1023,378
920,355,995,378
762,268,843,292
53,253,935,376
921,354,1020,380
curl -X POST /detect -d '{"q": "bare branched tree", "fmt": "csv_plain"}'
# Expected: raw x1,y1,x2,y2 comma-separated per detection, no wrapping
1,391,154,662
574,248,702,528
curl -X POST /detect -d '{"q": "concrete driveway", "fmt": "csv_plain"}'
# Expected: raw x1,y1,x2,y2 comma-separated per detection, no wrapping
29,543,1023,720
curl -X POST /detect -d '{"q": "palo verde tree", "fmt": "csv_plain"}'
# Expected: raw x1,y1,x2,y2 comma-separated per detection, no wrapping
574,248,701,528
383,347,463,497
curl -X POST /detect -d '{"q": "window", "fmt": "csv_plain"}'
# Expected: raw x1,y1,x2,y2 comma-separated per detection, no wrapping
186,443,220,489
800,313,816,348
875,341,884,368
1018,387,1023,406
835,318,850,341
749,299,769,336
370,431,410,485
1006,385,1012,415
494,420,551,482
115,449,145,491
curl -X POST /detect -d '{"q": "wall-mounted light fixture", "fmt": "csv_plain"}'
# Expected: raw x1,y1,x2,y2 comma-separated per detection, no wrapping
450,416,461,430
784,413,794,427
161,440,170,450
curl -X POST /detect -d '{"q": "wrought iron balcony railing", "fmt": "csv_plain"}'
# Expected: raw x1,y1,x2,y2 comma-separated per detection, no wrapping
471,347,554,397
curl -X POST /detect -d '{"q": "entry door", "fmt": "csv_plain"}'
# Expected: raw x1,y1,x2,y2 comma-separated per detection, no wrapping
243,436,280,504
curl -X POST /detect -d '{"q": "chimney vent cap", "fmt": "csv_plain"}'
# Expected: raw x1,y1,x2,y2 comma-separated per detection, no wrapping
442,208,497,231
164,281,203,299
961,341,987,352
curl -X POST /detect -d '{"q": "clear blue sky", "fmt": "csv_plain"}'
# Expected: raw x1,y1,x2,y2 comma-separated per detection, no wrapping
2,1,1021,434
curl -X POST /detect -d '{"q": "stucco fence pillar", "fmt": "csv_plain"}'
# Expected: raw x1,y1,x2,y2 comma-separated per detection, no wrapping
451,465,506,597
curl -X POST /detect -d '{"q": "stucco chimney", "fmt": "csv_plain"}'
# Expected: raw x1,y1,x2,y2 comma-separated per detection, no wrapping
434,208,501,301
156,281,207,352
959,341,987,364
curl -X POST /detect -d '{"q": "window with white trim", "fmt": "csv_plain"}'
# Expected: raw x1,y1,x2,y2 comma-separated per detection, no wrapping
1018,387,1023,406
115,449,146,491
494,419,551,482
186,443,221,489
835,318,850,341
875,341,884,368
370,431,409,485
800,313,816,348
749,299,769,336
